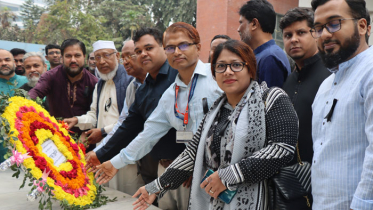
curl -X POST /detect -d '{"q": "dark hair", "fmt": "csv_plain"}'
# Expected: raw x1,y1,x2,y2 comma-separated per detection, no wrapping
60,39,86,56
311,0,366,20
366,9,371,44
165,22,200,45
133,27,163,46
280,8,314,31
211,35,231,44
211,40,257,79
239,0,276,34
45,44,61,55
10,48,26,56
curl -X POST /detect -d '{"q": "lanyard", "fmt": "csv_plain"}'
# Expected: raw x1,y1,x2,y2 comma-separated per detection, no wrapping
174,74,199,128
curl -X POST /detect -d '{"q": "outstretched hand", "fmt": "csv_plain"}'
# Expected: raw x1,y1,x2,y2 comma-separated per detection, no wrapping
63,117,78,129
94,160,118,185
85,151,101,173
132,186,157,210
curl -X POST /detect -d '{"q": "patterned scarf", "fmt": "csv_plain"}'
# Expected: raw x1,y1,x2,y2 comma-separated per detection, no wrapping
189,81,268,210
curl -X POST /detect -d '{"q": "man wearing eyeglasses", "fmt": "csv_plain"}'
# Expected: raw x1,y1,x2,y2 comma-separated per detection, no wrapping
64,40,133,149
92,22,222,210
44,44,61,70
310,0,373,209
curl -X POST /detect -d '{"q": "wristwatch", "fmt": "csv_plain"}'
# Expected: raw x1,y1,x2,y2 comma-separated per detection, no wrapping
100,128,107,137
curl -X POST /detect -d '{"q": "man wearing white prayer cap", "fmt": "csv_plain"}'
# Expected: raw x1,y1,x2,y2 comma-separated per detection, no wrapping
64,40,133,161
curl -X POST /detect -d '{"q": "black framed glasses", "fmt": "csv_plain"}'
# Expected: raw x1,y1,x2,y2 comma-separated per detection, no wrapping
213,62,247,73
164,43,196,54
310,18,357,38
94,52,116,61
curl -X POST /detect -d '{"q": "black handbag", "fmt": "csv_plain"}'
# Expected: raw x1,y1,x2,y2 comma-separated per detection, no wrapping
268,143,312,210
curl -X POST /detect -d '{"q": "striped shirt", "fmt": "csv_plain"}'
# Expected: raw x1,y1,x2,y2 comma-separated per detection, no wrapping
312,46,373,209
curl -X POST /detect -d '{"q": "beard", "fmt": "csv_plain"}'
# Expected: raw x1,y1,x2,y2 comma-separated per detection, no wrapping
15,68,25,75
240,31,252,46
27,72,41,87
64,63,84,77
319,26,360,69
0,64,15,76
97,62,119,81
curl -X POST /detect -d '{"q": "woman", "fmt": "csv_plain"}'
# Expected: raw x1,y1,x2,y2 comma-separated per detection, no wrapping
133,40,298,210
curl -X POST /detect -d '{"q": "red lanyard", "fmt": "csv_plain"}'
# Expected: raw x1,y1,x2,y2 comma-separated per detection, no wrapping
174,75,199,127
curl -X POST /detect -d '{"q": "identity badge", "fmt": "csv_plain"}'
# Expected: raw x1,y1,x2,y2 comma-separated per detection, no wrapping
176,130,194,143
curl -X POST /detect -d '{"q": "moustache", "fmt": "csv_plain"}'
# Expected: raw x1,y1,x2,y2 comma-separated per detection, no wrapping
69,62,79,67
323,39,341,46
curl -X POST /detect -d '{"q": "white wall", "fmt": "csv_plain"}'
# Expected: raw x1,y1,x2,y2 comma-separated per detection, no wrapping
299,0,373,45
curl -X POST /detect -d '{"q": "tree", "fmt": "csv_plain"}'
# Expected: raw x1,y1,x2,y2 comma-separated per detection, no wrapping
34,0,110,51
20,0,46,28
131,0,197,32
0,7,17,28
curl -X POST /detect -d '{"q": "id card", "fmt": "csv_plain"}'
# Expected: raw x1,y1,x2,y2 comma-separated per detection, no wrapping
176,130,193,143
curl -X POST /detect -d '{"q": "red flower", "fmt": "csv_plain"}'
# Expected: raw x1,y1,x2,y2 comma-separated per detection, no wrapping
78,144,86,155
34,156,47,171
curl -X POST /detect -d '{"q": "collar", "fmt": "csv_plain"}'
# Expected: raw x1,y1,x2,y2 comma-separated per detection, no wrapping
295,53,321,72
254,39,276,55
145,60,170,84
0,74,17,82
175,60,207,88
327,45,373,74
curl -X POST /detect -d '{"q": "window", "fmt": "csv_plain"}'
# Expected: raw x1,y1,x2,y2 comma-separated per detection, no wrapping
273,13,284,49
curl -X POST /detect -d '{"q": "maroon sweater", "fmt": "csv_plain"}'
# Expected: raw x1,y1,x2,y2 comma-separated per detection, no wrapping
29,65,98,133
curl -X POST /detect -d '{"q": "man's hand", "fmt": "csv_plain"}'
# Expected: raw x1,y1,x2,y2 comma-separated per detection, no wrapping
132,186,157,210
200,171,227,199
63,117,78,129
85,128,103,144
85,151,101,172
94,161,118,185
183,175,193,188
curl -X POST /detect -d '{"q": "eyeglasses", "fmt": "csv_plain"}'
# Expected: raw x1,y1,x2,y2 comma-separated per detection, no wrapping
48,51,61,55
310,18,357,38
164,43,196,54
94,52,116,61
213,62,247,73
89,57,95,60
122,54,136,62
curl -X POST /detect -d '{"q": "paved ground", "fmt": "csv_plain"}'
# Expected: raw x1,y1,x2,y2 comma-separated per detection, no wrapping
0,170,160,210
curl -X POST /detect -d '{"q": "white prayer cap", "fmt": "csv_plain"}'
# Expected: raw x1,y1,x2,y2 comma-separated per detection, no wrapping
93,40,116,53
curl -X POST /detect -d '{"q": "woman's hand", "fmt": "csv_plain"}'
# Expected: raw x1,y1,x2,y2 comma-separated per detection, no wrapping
132,186,157,210
199,171,227,199
94,161,118,185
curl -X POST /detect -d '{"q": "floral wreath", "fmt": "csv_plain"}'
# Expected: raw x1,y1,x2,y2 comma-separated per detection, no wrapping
0,94,116,209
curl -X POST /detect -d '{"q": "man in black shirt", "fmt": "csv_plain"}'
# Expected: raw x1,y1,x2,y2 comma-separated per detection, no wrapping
84,27,184,184
280,8,330,165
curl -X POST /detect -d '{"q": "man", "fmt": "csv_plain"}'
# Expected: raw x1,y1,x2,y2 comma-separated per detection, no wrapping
310,0,372,209
64,40,133,147
238,0,291,87
280,8,331,207
281,8,330,166
44,44,61,70
93,22,222,210
91,40,156,194
208,34,231,63
87,52,97,76
29,39,98,139
0,49,28,162
20,52,48,91
10,48,26,76
83,28,185,208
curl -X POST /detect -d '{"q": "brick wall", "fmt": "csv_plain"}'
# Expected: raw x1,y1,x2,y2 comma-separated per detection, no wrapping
197,0,299,62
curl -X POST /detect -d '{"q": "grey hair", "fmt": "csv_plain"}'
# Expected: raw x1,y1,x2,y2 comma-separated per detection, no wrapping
23,52,46,65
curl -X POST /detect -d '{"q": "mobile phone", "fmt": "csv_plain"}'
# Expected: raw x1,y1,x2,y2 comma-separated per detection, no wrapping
201,169,237,204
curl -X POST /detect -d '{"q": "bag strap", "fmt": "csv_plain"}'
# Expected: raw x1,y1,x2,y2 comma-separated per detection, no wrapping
296,143,304,165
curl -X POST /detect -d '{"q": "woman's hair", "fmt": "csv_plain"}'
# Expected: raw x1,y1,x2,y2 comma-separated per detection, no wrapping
210,39,256,79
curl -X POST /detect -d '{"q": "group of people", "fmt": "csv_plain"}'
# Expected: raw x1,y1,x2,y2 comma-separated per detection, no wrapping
0,0,372,209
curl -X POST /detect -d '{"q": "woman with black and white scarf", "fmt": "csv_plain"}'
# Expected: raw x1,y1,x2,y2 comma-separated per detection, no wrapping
133,40,298,210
